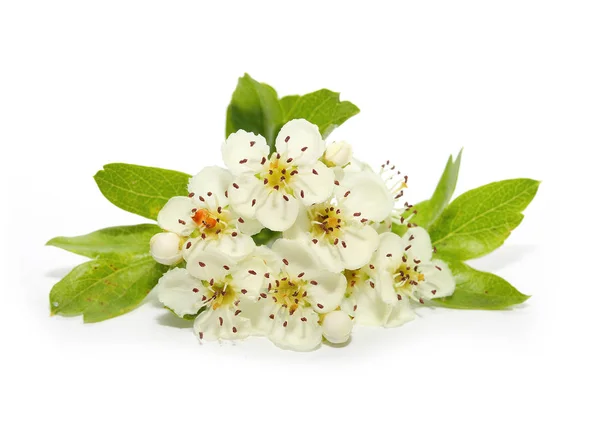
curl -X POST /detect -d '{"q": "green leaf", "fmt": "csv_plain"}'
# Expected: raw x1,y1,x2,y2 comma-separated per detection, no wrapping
251,228,281,246
279,89,360,138
428,179,540,260
433,261,530,309
411,150,463,229
94,163,190,220
279,95,300,117
226,73,283,146
49,255,168,323
46,224,160,258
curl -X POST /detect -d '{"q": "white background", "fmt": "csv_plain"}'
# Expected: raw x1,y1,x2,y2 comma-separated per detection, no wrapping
1,1,598,437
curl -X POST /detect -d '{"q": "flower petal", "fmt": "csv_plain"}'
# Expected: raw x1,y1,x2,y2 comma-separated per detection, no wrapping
275,119,324,166
255,190,300,232
353,284,393,326
339,171,394,222
306,270,346,313
235,216,263,236
155,268,206,318
194,308,251,341
291,161,335,205
416,260,455,300
228,174,266,219
338,224,380,270
404,227,434,263
187,247,234,282
188,166,232,209
373,232,405,269
307,238,345,273
230,256,268,299
222,130,270,175
208,233,256,261
271,238,319,277
375,270,398,304
157,196,197,236
384,297,416,328
268,308,322,352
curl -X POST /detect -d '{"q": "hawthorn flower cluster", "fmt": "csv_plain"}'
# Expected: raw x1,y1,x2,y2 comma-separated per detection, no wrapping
150,119,455,351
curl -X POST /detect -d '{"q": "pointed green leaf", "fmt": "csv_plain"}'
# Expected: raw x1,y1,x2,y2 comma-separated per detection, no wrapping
46,224,160,258
411,150,463,229
429,179,540,260
434,261,530,309
49,255,168,323
225,73,283,146
94,163,190,220
279,89,359,138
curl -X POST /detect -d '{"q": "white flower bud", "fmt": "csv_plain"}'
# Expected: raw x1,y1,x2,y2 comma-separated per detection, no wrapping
322,310,353,344
150,232,183,265
324,141,353,167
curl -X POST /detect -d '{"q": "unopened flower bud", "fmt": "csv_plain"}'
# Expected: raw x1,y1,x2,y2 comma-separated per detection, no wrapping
324,141,353,167
150,232,183,265
322,310,353,344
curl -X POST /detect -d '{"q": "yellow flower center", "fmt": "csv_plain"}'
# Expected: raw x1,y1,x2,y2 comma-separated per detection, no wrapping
258,153,298,194
308,203,346,244
202,281,238,310
268,274,311,316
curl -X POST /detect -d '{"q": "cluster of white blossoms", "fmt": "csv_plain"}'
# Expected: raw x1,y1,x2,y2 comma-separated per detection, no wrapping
150,119,456,351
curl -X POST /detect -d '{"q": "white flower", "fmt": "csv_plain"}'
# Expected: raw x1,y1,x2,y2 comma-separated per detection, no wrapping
324,141,353,167
156,166,261,260
284,171,393,272
223,119,335,232
368,228,455,327
155,248,267,341
321,310,353,344
251,239,346,351
150,232,183,265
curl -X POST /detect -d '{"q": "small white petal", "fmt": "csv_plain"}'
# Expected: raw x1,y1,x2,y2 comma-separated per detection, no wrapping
306,270,346,313
255,190,300,232
157,196,197,236
374,232,405,269
338,224,380,270
235,216,263,236
416,260,456,300
322,310,353,344
340,292,357,318
188,166,232,209
291,161,335,206
339,171,394,222
384,297,416,328
275,119,325,166
228,174,266,219
230,257,267,299
187,247,234,282
375,270,398,304
404,227,434,263
271,238,319,277
150,232,182,265
353,284,393,326
222,130,270,175
307,238,345,273
181,236,205,260
268,308,322,352
194,308,251,341
208,233,256,261
253,246,284,273
155,268,206,317
241,300,278,336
